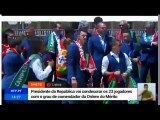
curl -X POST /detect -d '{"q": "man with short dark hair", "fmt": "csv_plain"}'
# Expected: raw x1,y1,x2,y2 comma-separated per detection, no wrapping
139,84,153,101
2,29,15,57
67,29,96,104
121,31,140,83
4,28,15,39
2,29,15,77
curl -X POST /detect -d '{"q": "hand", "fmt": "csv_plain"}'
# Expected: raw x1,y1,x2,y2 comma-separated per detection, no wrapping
132,58,139,63
100,81,104,88
152,42,158,46
90,70,94,76
142,98,148,101
114,71,120,76
122,73,129,79
100,78,104,88
47,60,54,67
71,79,78,88
87,78,93,88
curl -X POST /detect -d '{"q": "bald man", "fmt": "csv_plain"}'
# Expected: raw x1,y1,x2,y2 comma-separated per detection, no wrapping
115,20,137,43
21,26,36,60
88,22,112,88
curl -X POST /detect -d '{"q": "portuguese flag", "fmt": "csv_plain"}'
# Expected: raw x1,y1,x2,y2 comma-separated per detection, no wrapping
103,72,118,104
103,70,139,104
126,75,139,104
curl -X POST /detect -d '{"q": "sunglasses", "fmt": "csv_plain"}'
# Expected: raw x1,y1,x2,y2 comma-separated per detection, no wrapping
119,25,124,27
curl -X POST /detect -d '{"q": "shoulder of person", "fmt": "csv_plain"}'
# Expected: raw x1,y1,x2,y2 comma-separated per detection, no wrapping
3,52,21,63
3,52,15,60
21,39,28,45
68,42,78,50
148,91,153,94
30,58,41,67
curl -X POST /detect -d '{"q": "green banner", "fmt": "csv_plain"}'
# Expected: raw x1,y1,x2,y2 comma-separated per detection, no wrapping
9,54,40,88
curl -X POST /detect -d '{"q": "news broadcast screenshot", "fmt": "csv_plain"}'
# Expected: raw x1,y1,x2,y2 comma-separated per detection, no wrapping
0,16,159,105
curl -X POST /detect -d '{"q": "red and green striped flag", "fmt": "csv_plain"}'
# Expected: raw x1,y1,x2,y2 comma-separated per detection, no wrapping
103,72,117,104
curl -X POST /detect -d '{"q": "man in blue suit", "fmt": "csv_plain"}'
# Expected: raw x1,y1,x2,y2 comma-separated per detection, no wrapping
2,38,24,89
140,22,158,88
21,26,36,60
88,22,112,88
121,31,140,83
67,29,95,104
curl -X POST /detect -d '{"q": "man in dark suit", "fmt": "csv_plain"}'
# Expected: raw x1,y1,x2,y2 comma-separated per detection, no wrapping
21,26,36,60
121,31,140,83
67,29,95,104
140,22,158,92
88,22,112,88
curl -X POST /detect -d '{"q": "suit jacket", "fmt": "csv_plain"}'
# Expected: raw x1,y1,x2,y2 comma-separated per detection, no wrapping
140,32,158,63
67,43,90,87
21,39,31,60
2,52,24,89
88,35,112,70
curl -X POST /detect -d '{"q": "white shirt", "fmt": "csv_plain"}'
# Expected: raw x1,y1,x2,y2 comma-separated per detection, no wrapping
102,51,132,75
29,58,52,80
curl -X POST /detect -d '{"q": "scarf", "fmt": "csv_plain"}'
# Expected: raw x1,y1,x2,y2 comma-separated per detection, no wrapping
116,30,134,43
143,32,157,42
75,40,96,73
9,54,40,88
103,70,139,104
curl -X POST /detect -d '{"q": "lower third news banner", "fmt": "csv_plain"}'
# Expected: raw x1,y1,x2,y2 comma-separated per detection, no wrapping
4,82,138,101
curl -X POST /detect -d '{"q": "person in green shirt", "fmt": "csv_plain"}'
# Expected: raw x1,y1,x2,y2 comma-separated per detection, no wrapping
139,84,153,101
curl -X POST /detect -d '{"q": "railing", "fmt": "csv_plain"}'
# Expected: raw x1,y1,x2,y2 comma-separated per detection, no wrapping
107,29,145,37
14,29,65,37
14,29,145,37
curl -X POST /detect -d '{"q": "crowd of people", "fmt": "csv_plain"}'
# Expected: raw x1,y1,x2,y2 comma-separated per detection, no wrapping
2,17,158,104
